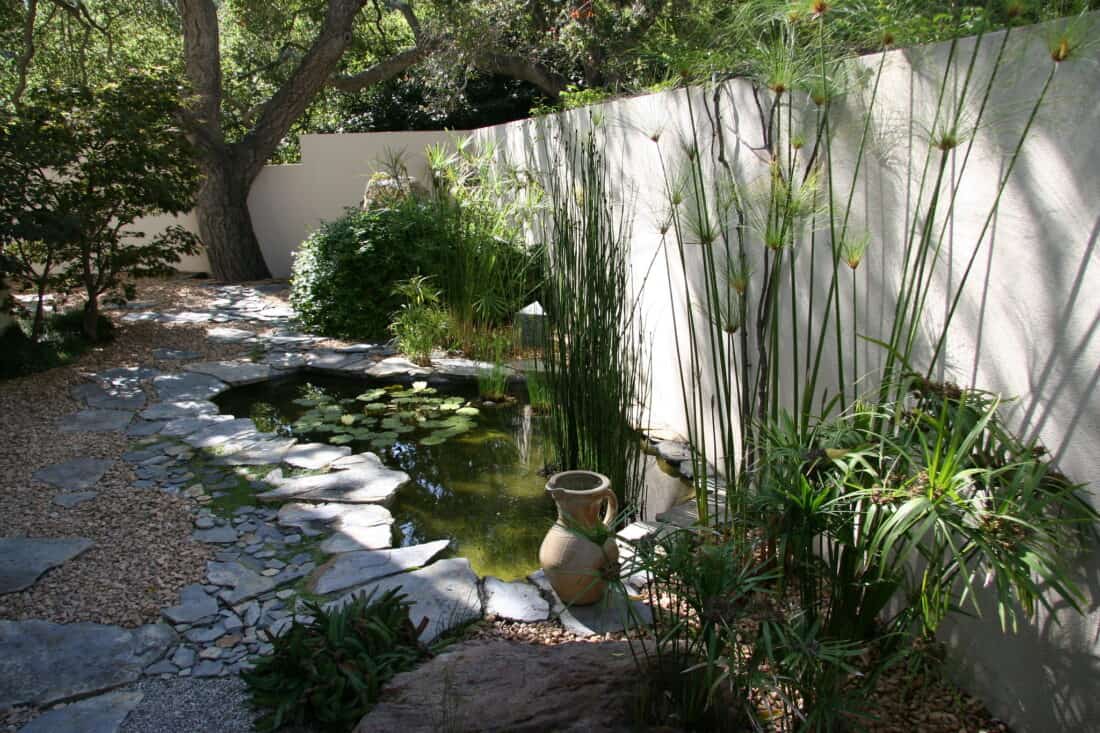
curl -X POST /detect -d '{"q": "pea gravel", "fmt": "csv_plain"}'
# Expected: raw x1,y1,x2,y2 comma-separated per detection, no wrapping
117,677,256,733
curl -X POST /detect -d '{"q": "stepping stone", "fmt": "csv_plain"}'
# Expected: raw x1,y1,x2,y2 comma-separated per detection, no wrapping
365,357,431,378
121,311,163,323
0,537,94,594
257,458,408,505
181,418,260,449
52,491,98,508
70,382,146,411
164,311,213,324
184,360,272,386
160,414,233,438
277,502,392,532
0,620,174,708
212,437,296,465
153,348,201,360
153,373,228,402
59,409,134,433
326,557,481,644
18,690,144,733
483,577,550,623
206,327,254,343
318,524,393,554
308,351,368,372
96,366,160,386
140,400,219,421
558,589,653,638
192,527,238,544
162,584,219,624
126,420,167,437
263,351,309,370
283,443,351,470
206,561,277,605
308,540,451,596
432,357,504,379
33,457,114,491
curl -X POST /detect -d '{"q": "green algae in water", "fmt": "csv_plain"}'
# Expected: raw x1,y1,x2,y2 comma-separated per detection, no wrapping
215,374,556,581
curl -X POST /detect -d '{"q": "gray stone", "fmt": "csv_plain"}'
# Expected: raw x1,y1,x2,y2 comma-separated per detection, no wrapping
319,525,393,553
0,621,174,708
70,382,147,411
164,311,213,324
558,589,653,637
182,418,261,449
306,351,367,372
483,577,550,623
170,646,196,668
126,420,167,437
327,558,480,644
192,527,237,544
153,348,201,360
60,409,134,433
276,502,392,532
207,562,277,606
257,458,408,505
140,400,218,421
19,690,144,733
282,443,351,470
153,373,228,402
191,661,224,678
213,437,296,465
354,639,645,733
527,569,566,616
162,585,220,624
262,351,309,370
52,491,98,508
0,537,94,594
33,457,114,491
655,440,692,464
432,357,507,379
365,357,431,378
194,516,216,530
185,360,272,386
308,540,450,596
184,624,225,644
206,327,254,343
144,659,178,676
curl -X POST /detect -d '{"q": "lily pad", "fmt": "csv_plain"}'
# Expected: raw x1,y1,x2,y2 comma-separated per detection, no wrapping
420,433,449,446
292,397,320,407
330,434,354,445
456,406,480,416
370,436,397,449
356,388,387,402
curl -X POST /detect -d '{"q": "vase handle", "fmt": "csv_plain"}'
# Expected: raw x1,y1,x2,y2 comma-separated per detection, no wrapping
600,488,618,529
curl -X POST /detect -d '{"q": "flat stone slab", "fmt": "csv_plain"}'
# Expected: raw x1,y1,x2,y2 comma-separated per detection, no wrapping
558,589,653,637
181,418,261,449
19,690,144,733
308,540,450,596
206,327,255,343
213,436,296,465
162,584,219,624
432,357,509,379
277,502,392,532
483,577,550,623
0,537,94,594
356,639,644,733
153,373,228,402
159,414,233,438
257,459,408,505
0,620,174,708
185,360,273,386
263,351,309,370
206,561,277,605
59,409,134,433
192,526,238,544
319,524,394,554
152,348,201,360
140,400,218,421
70,382,146,411
33,457,114,491
52,491,98,508
283,443,351,470
328,557,481,644
365,357,431,378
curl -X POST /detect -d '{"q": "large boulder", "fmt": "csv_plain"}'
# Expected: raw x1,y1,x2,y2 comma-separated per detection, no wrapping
355,639,647,732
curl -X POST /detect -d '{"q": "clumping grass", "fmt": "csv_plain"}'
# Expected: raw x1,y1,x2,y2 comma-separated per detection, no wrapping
524,372,553,412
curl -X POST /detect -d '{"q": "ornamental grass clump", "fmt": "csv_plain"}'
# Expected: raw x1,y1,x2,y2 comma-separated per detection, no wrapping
243,589,429,732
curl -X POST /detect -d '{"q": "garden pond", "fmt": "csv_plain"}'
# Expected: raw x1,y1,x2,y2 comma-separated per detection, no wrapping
215,373,691,580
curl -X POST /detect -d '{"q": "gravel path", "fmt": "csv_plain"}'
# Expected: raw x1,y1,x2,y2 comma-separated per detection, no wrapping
118,676,256,733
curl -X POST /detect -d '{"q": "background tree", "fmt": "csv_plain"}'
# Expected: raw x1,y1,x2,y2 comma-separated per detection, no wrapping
0,75,200,340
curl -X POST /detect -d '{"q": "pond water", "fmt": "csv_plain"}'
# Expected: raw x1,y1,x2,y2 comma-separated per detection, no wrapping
215,374,557,580
215,374,692,581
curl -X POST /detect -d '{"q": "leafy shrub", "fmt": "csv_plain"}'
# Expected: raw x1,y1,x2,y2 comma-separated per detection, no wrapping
0,308,115,379
388,276,450,365
290,198,446,340
243,588,428,732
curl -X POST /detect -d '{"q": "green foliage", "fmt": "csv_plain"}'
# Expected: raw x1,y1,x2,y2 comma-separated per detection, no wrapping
290,199,446,340
0,308,115,380
0,74,200,341
524,372,554,412
540,127,648,510
389,276,451,365
243,588,428,732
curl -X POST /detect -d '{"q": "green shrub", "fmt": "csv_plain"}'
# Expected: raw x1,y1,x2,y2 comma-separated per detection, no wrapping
388,276,451,365
243,589,428,732
290,198,446,340
0,308,114,379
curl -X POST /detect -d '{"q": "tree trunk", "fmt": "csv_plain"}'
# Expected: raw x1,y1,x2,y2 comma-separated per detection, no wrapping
82,294,99,341
195,156,272,281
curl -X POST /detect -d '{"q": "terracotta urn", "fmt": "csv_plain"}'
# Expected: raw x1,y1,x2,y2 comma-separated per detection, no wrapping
538,470,619,606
